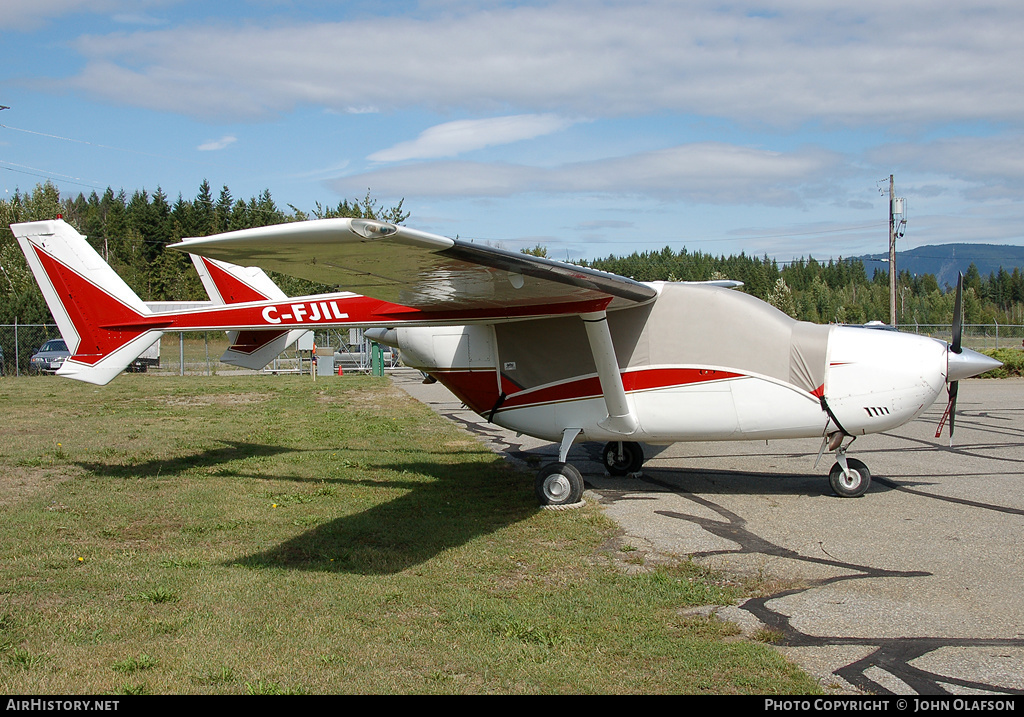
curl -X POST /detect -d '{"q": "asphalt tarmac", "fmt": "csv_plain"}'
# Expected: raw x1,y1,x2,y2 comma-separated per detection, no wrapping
392,369,1024,696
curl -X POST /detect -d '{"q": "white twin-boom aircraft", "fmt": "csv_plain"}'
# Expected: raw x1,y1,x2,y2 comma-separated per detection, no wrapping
11,218,1000,506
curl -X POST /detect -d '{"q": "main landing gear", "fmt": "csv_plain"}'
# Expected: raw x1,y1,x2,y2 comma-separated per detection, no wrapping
535,435,647,508
601,440,644,477
534,428,588,508
534,463,585,506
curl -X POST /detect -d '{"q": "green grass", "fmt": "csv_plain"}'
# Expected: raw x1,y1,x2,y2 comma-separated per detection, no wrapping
0,374,819,694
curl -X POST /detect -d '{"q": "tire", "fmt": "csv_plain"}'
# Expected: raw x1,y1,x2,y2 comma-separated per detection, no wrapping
535,462,585,506
602,441,644,477
829,458,871,498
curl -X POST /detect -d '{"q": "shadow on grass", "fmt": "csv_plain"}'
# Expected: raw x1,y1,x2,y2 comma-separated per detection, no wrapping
231,458,540,575
73,438,539,575
74,440,295,479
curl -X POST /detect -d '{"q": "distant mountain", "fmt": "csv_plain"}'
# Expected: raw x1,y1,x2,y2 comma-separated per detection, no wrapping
852,243,1024,288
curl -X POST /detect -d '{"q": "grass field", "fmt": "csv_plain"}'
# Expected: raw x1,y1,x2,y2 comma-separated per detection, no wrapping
0,374,820,695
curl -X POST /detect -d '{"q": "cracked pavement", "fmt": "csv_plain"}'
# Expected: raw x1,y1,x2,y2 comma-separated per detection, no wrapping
392,369,1024,696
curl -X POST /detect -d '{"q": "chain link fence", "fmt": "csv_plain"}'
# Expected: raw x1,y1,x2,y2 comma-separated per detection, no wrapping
0,323,63,376
0,324,403,378
897,324,1024,351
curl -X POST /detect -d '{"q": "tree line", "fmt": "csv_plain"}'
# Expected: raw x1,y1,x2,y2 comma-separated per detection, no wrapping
579,246,1024,326
2,181,1024,328
0,181,408,324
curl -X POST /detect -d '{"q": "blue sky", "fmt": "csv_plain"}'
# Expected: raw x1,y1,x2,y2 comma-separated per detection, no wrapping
3,0,1024,265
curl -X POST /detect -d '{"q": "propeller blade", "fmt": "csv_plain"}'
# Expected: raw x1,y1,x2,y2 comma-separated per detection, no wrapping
938,273,966,445
948,380,958,444
934,381,959,445
935,392,952,438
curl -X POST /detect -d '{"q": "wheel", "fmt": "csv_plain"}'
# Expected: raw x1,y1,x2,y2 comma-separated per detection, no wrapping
601,441,644,477
829,458,871,498
535,462,585,506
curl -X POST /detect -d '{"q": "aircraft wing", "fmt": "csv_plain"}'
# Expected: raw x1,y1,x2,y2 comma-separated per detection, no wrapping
171,218,657,316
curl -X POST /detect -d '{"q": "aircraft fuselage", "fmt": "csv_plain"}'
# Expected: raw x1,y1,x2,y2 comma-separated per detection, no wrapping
383,282,962,445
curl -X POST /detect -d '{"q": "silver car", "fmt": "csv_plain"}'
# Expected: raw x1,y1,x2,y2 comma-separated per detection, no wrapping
30,338,70,373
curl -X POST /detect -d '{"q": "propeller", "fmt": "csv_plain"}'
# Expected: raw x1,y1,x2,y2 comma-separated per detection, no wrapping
935,273,964,444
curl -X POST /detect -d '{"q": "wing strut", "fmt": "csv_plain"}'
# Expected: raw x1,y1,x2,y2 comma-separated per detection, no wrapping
581,311,638,435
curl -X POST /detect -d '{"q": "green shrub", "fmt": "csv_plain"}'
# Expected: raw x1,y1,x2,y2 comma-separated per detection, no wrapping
981,349,1024,378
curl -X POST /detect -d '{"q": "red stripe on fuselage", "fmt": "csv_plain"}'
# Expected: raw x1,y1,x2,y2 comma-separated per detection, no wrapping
100,296,616,332
431,367,745,415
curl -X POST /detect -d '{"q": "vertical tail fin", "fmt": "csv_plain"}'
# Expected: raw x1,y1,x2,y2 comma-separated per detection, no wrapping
188,254,311,370
11,219,165,385
189,254,288,304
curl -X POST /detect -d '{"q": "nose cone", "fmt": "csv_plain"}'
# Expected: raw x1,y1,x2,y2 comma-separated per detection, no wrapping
948,347,1002,381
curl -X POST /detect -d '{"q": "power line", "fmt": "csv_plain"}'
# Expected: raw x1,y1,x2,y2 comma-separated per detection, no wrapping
0,160,106,190
0,123,196,166
0,122,243,171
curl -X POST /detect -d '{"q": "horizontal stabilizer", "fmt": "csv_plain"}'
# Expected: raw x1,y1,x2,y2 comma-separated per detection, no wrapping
220,329,312,370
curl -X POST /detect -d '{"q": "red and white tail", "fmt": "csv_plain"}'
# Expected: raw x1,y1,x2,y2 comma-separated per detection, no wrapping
188,254,311,370
11,219,166,385
190,253,288,304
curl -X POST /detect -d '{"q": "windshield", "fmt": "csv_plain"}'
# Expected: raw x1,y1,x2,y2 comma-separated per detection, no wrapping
43,340,67,352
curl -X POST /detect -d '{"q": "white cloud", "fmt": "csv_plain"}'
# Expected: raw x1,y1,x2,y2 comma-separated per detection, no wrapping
872,136,1024,183
368,115,576,162
14,0,1024,255
1,0,148,31
197,135,237,151
111,13,168,27
332,142,841,205
868,135,1024,201
575,220,636,231
60,1,1024,126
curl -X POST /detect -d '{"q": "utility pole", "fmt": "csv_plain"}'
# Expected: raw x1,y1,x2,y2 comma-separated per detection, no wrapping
889,175,896,326
887,176,908,326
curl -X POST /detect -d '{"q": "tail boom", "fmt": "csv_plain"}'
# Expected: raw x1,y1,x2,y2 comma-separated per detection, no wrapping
13,218,615,384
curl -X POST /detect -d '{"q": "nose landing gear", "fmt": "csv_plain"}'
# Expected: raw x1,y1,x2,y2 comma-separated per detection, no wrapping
829,457,871,497
821,433,871,497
